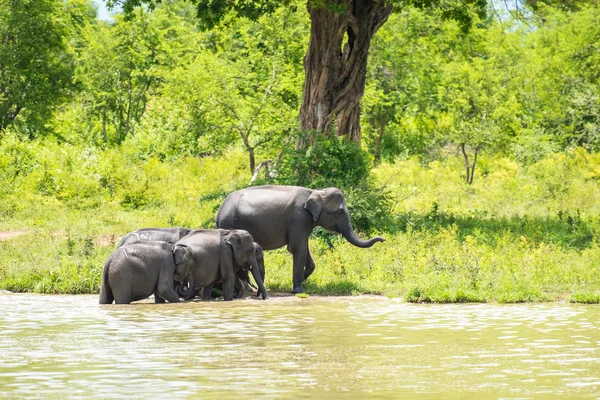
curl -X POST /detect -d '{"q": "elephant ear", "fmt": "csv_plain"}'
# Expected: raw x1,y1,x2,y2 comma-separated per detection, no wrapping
254,243,263,258
173,245,188,265
224,231,243,255
304,190,324,222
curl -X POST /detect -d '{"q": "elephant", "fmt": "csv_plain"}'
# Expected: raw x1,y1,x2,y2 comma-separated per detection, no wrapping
237,243,265,295
216,185,385,293
174,229,267,301
117,227,191,248
201,242,265,300
99,241,194,304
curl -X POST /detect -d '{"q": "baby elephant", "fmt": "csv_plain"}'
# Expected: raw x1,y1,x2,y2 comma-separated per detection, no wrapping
99,241,194,304
117,227,191,248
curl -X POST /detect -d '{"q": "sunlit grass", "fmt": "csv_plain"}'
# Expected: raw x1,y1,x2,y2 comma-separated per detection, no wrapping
1,142,599,302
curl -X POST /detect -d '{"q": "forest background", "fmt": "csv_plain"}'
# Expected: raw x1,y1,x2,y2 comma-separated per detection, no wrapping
1,0,599,302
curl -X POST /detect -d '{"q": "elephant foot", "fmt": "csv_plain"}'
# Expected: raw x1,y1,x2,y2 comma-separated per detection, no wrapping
291,285,305,294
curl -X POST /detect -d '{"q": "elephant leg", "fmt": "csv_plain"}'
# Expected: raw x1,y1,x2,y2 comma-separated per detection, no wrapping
219,246,236,301
156,273,181,303
154,291,166,303
290,240,308,294
201,283,214,301
234,278,245,299
156,285,181,303
222,275,235,301
303,249,316,282
113,287,133,304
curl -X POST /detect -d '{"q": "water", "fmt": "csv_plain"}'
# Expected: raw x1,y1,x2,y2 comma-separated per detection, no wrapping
0,294,599,399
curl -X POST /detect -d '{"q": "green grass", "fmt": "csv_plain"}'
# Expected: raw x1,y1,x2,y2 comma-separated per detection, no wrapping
1,141,599,302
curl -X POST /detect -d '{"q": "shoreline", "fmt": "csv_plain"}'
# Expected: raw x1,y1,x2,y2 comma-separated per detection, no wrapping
0,290,595,305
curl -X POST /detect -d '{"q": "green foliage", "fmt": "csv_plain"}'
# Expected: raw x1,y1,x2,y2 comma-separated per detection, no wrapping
0,0,94,134
3,0,600,304
264,221,600,302
111,0,286,30
343,184,395,234
268,131,394,233
69,3,201,145
1,142,599,302
364,3,600,175
123,3,307,171
272,132,371,189
0,230,106,294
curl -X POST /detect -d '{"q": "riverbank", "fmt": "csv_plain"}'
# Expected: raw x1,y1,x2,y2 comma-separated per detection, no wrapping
1,224,598,303
0,290,592,305
1,148,599,303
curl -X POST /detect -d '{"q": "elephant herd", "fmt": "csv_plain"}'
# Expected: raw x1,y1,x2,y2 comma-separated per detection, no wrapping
99,185,385,304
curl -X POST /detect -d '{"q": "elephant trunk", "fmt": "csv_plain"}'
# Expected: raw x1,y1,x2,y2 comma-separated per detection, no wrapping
176,274,195,300
339,218,385,249
250,259,267,300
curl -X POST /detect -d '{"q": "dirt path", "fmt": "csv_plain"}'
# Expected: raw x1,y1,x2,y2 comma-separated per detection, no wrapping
0,231,26,242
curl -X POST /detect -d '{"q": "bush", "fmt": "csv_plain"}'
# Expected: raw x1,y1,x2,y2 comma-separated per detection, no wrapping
267,131,394,233
344,183,395,233
271,131,371,189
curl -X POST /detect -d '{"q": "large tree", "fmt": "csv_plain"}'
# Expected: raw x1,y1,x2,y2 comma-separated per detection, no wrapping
111,0,485,144
0,0,94,135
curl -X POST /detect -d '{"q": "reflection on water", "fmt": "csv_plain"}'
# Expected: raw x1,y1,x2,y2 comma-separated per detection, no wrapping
0,294,599,399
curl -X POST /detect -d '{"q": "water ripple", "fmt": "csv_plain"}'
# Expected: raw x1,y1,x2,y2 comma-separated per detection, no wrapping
0,294,598,398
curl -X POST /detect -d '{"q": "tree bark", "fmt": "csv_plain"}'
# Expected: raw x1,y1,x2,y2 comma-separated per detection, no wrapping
102,111,107,143
299,0,392,145
460,143,471,184
460,143,479,185
374,124,383,161
248,146,255,176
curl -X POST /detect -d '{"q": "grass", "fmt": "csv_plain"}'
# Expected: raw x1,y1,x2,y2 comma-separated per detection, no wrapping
1,140,599,302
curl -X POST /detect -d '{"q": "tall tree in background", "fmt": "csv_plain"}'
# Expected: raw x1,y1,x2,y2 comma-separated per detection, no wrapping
74,2,202,144
110,0,486,145
0,0,94,135
298,1,393,143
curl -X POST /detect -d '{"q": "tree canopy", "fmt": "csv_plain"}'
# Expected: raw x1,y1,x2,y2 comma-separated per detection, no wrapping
0,0,95,135
1,0,600,182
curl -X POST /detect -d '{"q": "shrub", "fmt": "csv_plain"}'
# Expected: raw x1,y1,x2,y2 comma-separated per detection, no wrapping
271,131,371,189
267,131,394,233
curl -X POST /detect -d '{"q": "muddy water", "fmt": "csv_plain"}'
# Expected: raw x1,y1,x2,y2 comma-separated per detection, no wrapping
0,294,598,399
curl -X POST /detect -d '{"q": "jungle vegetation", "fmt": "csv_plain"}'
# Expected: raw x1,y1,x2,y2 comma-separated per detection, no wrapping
0,0,599,302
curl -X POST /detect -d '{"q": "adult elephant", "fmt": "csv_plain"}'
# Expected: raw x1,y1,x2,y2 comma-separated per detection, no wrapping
175,229,267,301
216,185,385,293
99,241,194,304
117,227,191,248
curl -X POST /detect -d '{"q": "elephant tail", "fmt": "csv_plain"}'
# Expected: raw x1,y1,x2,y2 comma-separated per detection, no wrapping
215,209,221,229
99,256,114,304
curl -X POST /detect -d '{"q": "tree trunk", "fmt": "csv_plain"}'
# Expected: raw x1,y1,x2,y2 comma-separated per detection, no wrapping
0,105,22,131
248,146,255,176
102,111,107,143
374,124,383,161
241,134,255,176
299,0,392,145
460,143,479,185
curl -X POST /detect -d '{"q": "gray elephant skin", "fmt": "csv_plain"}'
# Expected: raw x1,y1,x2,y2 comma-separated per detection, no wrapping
99,241,194,304
117,227,191,248
202,242,265,300
175,229,267,300
216,185,385,293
